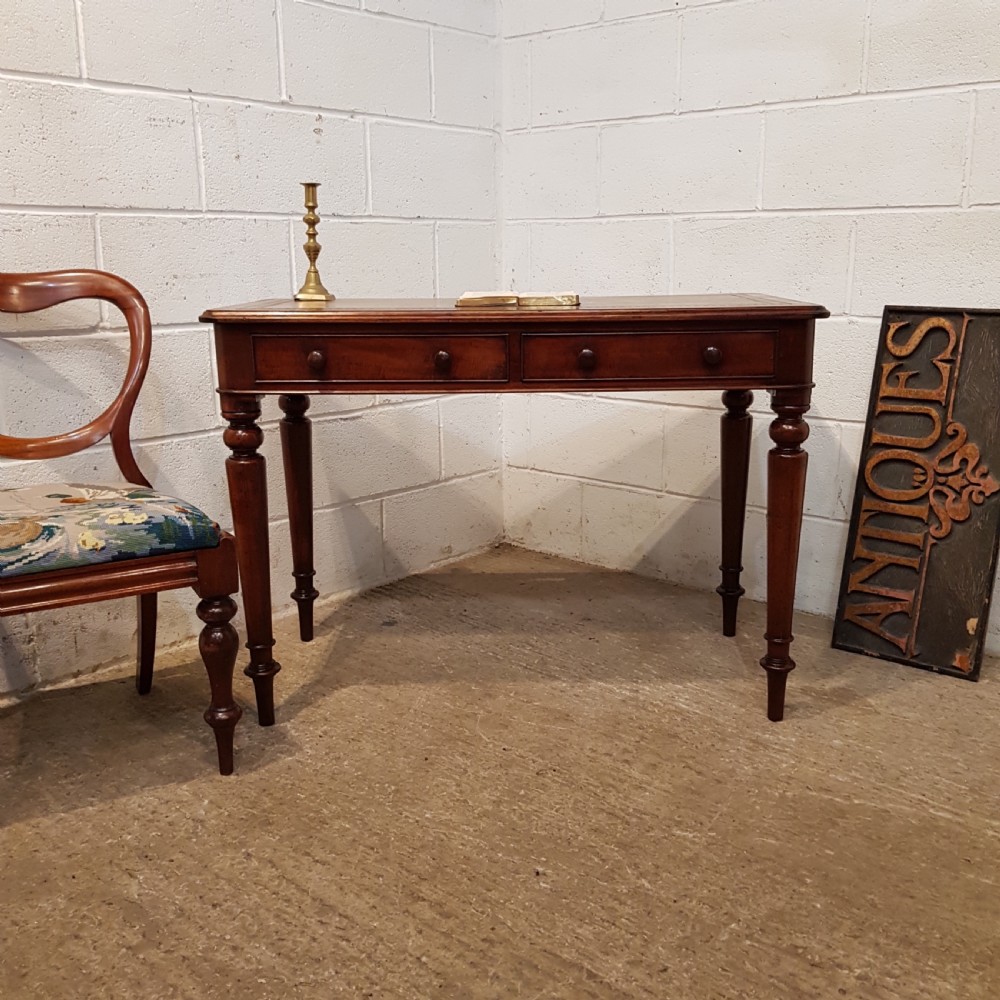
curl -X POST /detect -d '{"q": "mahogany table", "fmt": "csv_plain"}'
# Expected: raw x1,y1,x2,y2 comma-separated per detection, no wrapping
201,294,829,726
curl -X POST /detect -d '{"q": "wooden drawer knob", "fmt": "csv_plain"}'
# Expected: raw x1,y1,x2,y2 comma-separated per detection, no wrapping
577,348,597,372
703,345,723,367
306,349,326,372
434,350,452,373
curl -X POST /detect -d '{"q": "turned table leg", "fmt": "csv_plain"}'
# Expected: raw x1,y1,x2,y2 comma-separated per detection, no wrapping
761,387,811,722
718,389,753,637
279,394,319,642
221,392,281,726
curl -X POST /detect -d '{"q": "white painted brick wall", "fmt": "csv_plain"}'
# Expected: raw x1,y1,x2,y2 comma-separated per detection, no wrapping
970,92,1000,205
0,81,201,209
529,17,678,125
369,123,495,218
99,216,293,325
0,216,100,332
528,218,672,294
0,0,502,694
852,211,1000,315
1,0,79,77
503,0,602,38
368,0,496,36
5,0,1000,696
293,220,436,297
437,223,499,297
198,103,368,214
383,471,503,575
673,215,855,309
680,0,867,111
282,3,431,117
82,0,282,100
763,95,970,209
500,38,530,131
433,29,496,129
504,128,600,218
499,0,1000,659
601,115,761,214
867,0,1000,92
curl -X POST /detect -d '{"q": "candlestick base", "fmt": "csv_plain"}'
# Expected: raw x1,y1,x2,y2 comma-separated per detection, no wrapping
294,282,334,303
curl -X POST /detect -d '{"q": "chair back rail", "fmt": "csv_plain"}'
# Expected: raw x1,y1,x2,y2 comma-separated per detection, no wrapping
0,269,151,485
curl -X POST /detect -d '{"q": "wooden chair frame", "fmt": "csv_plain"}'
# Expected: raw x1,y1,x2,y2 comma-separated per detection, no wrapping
0,270,242,774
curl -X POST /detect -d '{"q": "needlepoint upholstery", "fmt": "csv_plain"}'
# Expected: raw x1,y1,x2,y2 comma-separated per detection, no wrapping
0,483,221,578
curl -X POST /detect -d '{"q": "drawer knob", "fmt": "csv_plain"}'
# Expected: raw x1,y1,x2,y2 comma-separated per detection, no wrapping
577,348,597,372
703,346,723,367
306,349,327,372
434,350,452,373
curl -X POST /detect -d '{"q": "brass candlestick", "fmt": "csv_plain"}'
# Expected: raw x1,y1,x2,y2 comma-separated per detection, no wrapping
294,181,334,302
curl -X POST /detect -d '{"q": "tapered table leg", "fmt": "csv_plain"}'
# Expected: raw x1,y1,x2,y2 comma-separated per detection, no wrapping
717,389,753,636
279,394,319,642
221,392,280,726
761,387,811,722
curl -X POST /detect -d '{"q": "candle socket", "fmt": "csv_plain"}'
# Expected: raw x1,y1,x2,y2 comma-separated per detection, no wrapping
294,182,334,302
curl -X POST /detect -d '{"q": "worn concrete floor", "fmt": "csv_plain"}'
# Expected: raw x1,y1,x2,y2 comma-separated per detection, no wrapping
1,545,998,999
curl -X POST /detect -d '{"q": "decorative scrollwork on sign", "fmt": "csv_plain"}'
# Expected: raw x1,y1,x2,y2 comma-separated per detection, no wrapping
912,421,1000,539
835,307,1000,679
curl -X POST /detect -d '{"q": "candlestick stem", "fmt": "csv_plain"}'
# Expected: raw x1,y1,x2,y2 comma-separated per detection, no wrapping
294,182,334,302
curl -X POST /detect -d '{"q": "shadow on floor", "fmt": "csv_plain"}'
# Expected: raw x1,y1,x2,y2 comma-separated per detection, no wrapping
0,548,946,829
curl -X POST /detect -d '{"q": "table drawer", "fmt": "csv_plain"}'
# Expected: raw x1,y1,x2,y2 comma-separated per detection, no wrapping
253,334,509,383
521,330,776,382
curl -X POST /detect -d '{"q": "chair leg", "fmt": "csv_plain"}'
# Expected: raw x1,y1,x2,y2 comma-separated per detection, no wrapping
135,593,157,694
196,595,243,775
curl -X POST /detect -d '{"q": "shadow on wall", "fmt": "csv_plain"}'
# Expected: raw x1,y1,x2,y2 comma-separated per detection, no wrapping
1,396,504,695
0,615,37,692
506,397,858,619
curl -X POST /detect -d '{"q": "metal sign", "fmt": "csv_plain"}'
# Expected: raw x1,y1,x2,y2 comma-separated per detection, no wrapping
833,307,1000,679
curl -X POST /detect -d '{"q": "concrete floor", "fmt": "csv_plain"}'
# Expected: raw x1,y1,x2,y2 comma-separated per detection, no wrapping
1,545,998,999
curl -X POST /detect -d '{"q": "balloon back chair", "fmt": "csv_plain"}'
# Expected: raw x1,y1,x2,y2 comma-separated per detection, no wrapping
0,270,242,774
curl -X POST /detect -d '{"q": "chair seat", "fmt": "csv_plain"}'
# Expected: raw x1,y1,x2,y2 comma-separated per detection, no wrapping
0,483,221,578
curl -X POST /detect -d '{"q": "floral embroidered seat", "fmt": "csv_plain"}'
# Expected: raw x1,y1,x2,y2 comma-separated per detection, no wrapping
0,483,222,578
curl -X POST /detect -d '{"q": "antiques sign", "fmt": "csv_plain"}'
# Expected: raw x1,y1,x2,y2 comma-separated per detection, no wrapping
833,308,1000,679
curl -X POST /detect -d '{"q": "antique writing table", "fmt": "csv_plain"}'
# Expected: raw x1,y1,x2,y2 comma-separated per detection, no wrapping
201,294,829,727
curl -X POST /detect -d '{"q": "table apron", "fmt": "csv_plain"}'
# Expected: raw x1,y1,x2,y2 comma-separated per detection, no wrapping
212,321,815,393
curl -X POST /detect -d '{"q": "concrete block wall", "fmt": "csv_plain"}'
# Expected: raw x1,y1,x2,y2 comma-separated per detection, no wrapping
4,0,999,695
0,0,502,694
499,0,1000,654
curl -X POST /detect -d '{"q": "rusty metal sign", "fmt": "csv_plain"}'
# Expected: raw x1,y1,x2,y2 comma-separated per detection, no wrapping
833,307,1000,679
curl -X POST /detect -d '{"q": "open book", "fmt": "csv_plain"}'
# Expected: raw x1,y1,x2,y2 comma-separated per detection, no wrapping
455,291,580,308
